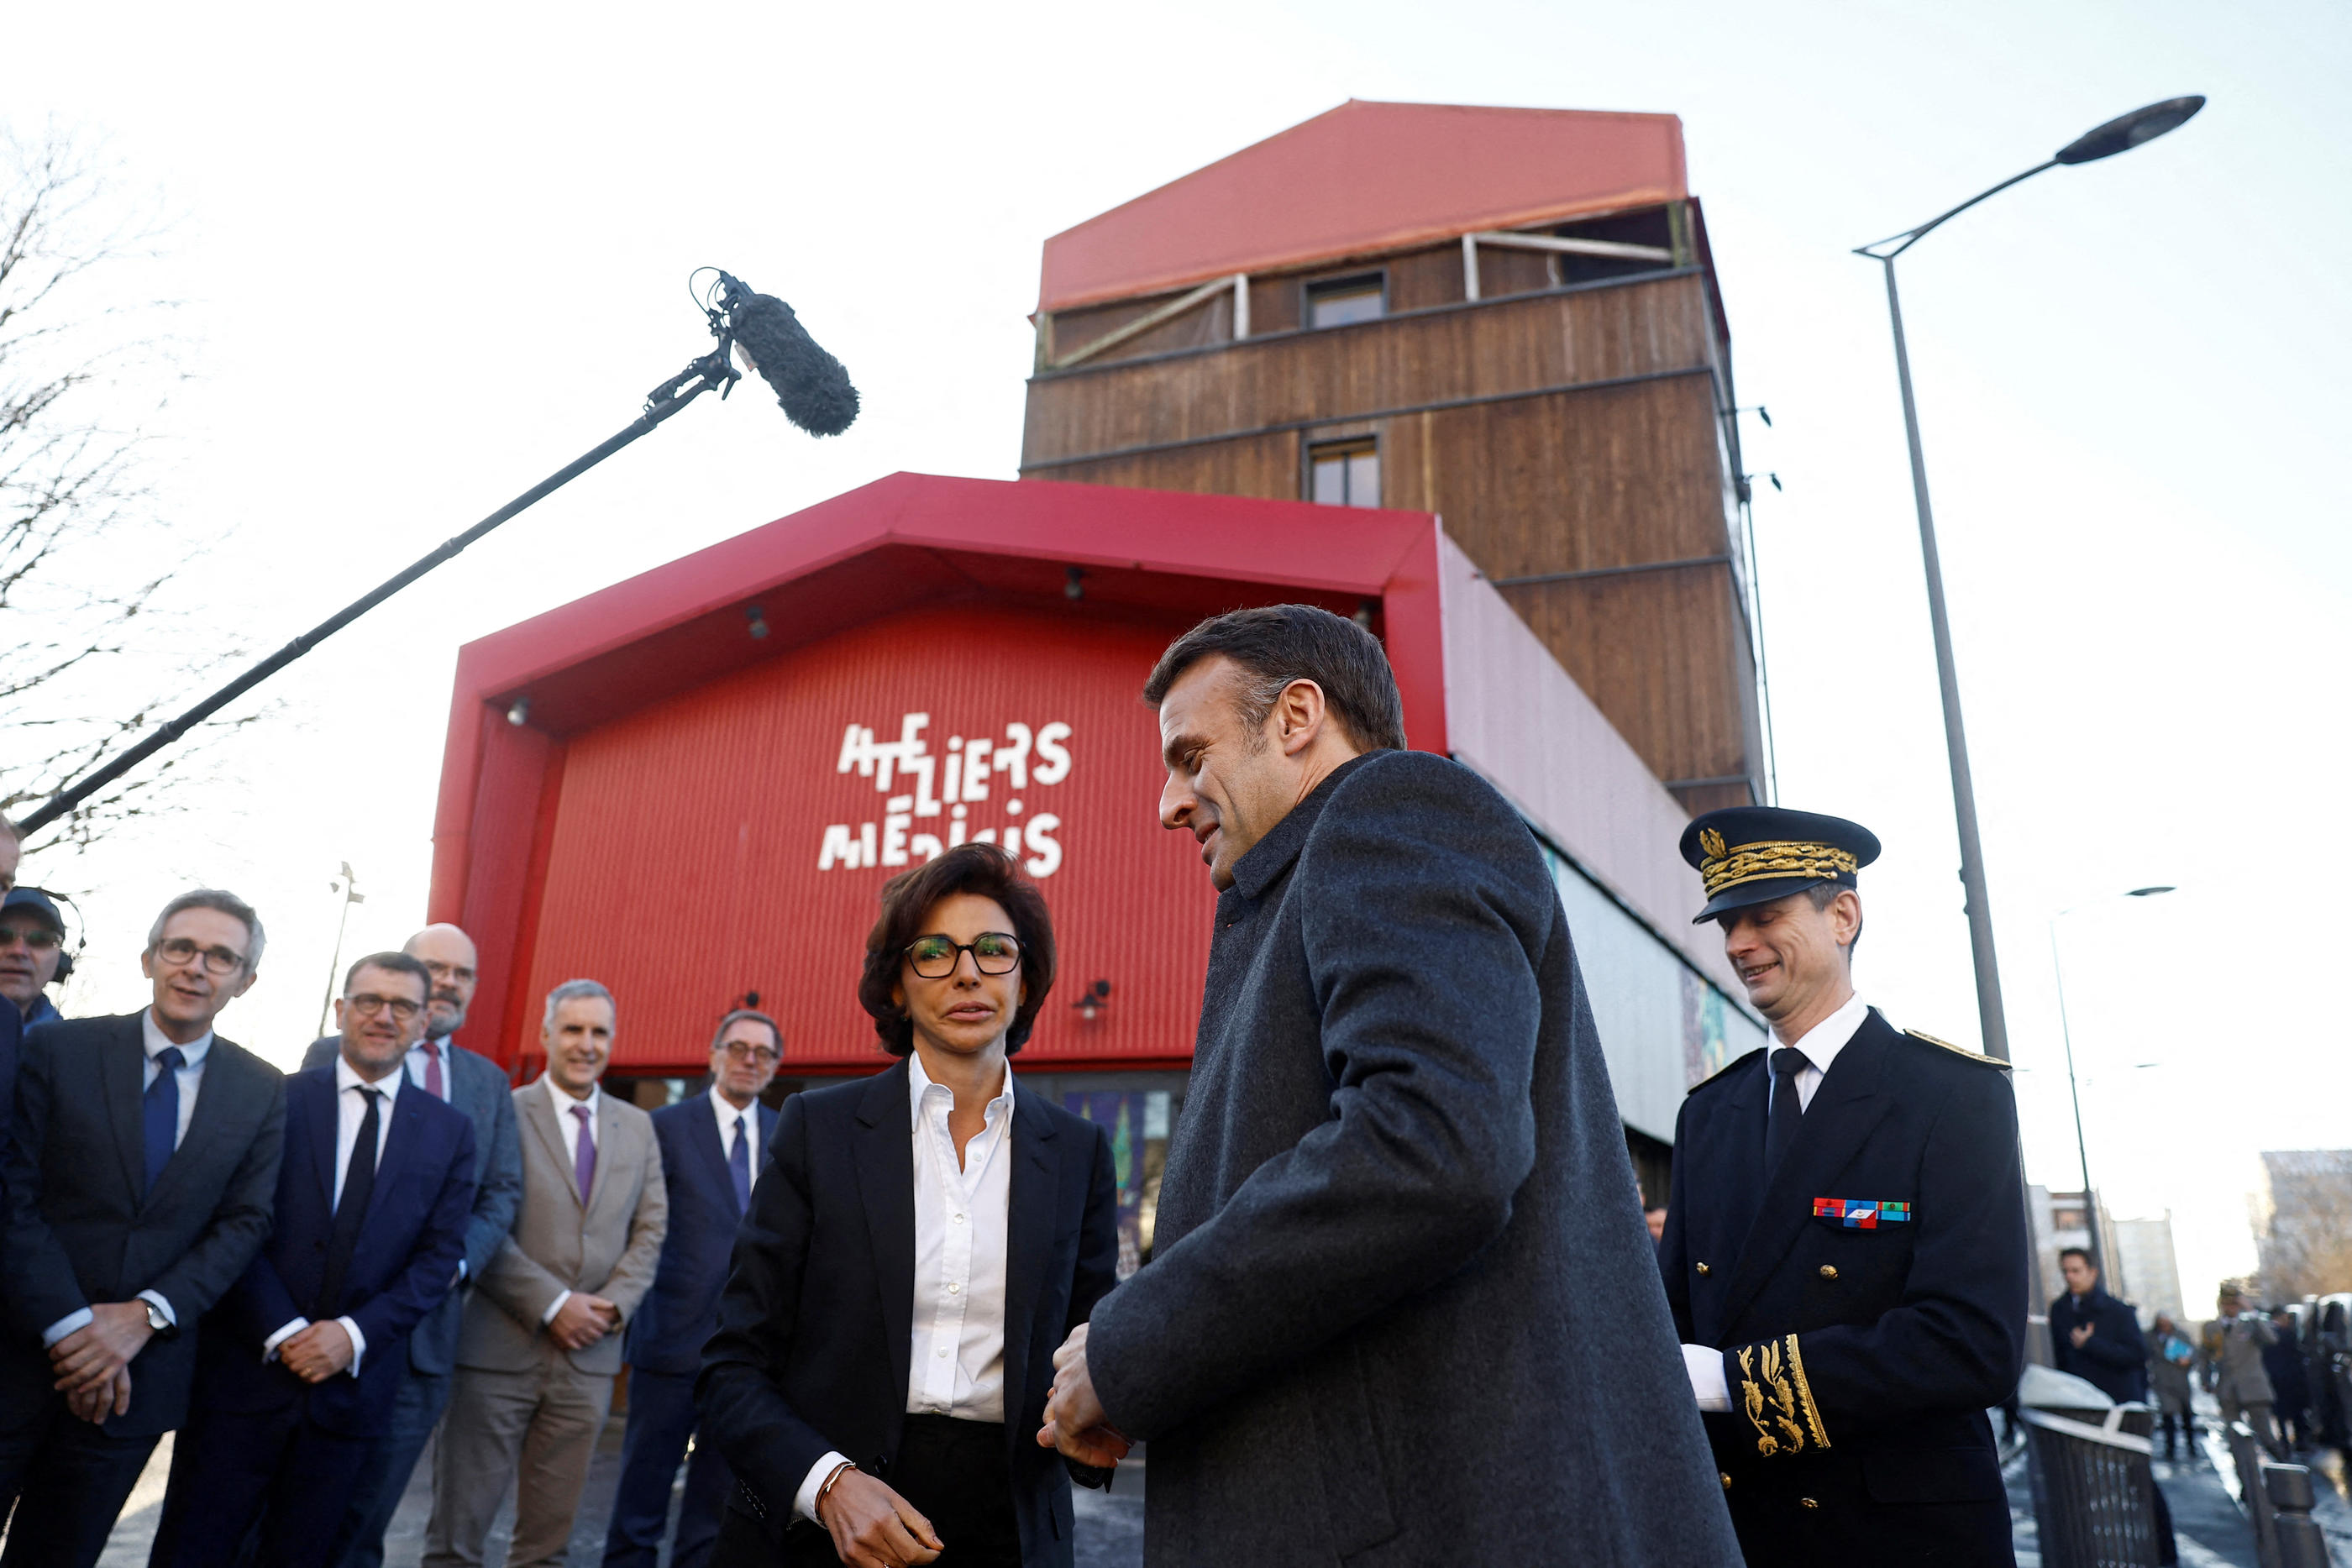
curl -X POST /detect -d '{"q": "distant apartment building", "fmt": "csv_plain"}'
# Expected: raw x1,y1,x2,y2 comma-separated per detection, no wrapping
2109,1214,2187,1325
2254,1150,2352,1299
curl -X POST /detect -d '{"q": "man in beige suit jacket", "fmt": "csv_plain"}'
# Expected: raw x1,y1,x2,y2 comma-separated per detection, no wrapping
423,980,668,1568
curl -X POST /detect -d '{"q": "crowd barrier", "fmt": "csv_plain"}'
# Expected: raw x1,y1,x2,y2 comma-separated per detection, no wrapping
2023,1405,2160,1568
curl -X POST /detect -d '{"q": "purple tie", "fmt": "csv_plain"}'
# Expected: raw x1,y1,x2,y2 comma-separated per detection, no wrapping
423,1039,446,1100
571,1104,596,1204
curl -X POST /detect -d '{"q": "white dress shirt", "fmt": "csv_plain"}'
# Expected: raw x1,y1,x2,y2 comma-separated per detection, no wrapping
795,1053,1016,1521
405,1036,454,1097
539,1073,601,1324
1686,994,1874,1413
260,1055,403,1376
40,1009,213,1347
711,1085,761,1176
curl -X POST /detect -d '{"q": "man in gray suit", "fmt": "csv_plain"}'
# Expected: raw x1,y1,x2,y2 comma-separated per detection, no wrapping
300,924,523,1568
2203,1286,2283,1458
423,979,666,1568
1040,606,1736,1565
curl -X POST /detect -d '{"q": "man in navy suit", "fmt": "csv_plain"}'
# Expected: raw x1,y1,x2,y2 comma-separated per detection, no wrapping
0,889,287,1568
602,1009,780,1568
1662,808,2027,1567
301,924,523,1568
150,952,476,1567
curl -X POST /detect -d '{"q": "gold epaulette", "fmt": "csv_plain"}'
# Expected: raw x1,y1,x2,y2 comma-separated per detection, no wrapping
1903,1027,2009,1069
1686,1046,1764,1095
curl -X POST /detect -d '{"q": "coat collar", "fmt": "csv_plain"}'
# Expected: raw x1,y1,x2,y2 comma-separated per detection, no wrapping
1000,1077,1061,1431
1717,1008,1901,1334
852,1060,917,1405
1228,752,1378,903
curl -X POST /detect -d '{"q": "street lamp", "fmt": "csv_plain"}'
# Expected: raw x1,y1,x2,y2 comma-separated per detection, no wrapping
1855,97,2204,1063
2050,884,2176,1275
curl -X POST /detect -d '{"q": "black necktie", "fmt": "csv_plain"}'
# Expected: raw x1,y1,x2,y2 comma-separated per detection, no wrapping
1764,1047,1809,1178
318,1086,382,1318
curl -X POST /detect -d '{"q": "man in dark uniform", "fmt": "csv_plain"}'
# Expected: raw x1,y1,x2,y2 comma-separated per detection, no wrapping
1661,807,2027,1567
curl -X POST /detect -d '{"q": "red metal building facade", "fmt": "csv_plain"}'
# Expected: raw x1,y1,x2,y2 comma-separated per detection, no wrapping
430,471,1446,1080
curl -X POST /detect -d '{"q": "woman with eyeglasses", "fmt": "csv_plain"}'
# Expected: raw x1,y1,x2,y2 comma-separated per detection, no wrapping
700,842,1121,1568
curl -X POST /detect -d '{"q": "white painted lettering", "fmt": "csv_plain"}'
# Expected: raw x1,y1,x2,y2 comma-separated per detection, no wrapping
996,724,1032,789
818,824,861,869
911,833,944,861
1022,814,1062,878
1032,723,1072,784
963,739,992,800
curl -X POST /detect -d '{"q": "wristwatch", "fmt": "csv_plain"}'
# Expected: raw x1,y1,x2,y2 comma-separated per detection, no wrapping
143,1300,177,1340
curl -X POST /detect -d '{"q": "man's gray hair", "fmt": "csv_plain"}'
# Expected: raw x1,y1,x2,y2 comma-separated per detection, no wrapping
543,978,615,1030
147,889,266,972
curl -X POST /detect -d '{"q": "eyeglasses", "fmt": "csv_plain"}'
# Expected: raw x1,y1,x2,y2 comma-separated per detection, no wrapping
0,926,61,952
347,993,423,1021
904,931,1021,979
718,1040,780,1064
154,936,248,975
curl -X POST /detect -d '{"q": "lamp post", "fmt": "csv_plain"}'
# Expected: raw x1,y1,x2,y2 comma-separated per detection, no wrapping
315,862,365,1040
2050,884,2175,1275
1855,96,2203,1063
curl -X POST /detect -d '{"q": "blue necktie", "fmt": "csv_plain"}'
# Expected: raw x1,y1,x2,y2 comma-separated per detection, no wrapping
144,1046,185,1193
728,1114,753,1214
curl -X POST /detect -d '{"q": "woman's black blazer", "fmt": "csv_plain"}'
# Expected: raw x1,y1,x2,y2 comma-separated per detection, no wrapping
697,1058,1120,1567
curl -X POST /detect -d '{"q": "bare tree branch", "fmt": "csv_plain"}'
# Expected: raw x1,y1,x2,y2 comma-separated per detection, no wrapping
2,120,258,856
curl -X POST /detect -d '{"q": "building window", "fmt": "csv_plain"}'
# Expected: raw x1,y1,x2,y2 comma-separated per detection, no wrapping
1308,439,1379,508
1305,272,1384,328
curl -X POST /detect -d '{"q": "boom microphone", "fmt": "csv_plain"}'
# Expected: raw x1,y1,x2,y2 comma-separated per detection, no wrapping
717,272,859,438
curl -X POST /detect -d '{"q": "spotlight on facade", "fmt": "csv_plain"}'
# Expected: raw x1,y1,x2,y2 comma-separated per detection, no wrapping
747,605,770,640
506,696,532,727
1074,978,1111,1020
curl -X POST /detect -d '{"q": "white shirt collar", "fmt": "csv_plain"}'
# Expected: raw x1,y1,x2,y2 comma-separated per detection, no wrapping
142,1006,213,1068
543,1071,596,1114
1776,991,1871,1078
710,1084,758,1131
333,1048,407,1101
906,1048,1012,1125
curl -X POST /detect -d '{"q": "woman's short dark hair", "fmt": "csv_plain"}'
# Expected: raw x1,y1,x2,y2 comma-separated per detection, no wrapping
858,842,1057,1057
1142,604,1407,753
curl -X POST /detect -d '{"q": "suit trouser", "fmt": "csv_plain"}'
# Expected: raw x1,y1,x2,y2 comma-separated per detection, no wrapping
0,1401,160,1568
599,1369,729,1568
324,1366,451,1568
422,1356,613,1568
2220,1393,2285,1460
148,1400,373,1568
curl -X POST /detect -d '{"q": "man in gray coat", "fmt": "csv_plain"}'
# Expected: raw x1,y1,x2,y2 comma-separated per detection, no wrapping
2202,1287,2282,1458
1040,606,1736,1565
301,924,524,1568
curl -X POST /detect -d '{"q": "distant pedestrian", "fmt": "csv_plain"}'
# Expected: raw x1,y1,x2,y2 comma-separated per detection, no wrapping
601,1009,784,1568
2202,1287,2284,1460
2049,1248,2147,1404
2146,1313,2197,1459
1645,1204,1669,1248
2263,1308,2312,1451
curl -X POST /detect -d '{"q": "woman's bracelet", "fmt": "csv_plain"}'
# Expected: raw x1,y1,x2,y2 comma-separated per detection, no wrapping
815,1460,858,1523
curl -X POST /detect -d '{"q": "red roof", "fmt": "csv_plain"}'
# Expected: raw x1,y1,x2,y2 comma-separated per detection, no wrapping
1037,99,1688,313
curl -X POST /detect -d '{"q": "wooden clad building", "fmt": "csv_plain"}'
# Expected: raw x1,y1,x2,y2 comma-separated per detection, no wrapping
1020,100,1766,815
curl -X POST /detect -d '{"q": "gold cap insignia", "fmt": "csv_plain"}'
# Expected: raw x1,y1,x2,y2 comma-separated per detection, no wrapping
1699,840,1860,900
1699,827,1727,859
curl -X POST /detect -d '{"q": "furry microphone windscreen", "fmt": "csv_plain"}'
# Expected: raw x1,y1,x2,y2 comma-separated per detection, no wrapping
720,275,859,438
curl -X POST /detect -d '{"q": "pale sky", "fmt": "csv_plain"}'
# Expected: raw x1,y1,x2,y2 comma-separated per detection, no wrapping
6,0,2344,1310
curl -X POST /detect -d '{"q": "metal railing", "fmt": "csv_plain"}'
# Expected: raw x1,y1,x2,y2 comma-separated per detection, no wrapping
2023,1405,2160,1568
2223,1420,2334,1568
